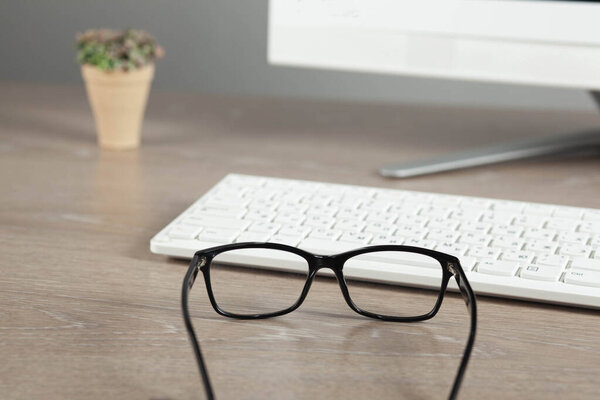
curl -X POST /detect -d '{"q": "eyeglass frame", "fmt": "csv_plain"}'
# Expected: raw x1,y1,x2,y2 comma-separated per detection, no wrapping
181,242,477,400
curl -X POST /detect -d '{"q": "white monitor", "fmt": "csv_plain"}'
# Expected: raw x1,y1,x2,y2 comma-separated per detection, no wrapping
268,0,600,90
268,0,600,178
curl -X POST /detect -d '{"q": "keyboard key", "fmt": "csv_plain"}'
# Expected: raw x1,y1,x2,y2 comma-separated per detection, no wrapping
278,225,311,237
458,221,491,234
180,216,250,231
335,219,366,232
337,208,368,221
525,240,558,254
364,222,396,235
365,210,397,223
492,236,524,250
523,228,556,241
395,226,427,239
501,250,535,264
309,228,342,241
419,205,452,219
276,192,304,204
305,194,334,206
193,205,246,219
583,210,600,221
270,234,303,246
339,232,373,245
299,238,355,255
402,193,433,204
403,238,437,248
521,265,562,281
198,227,240,243
374,189,405,202
459,232,491,247
244,209,275,222
427,218,460,230
431,195,462,207
564,269,600,288
427,229,460,242
451,209,484,222
360,199,393,212
523,204,555,216
211,186,248,198
534,254,569,268
273,212,305,225
303,215,335,229
558,244,592,258
492,200,525,213
546,218,580,232
490,225,523,237
481,211,515,225
570,258,600,271
458,256,477,271
390,204,421,215
235,232,271,243
468,246,500,260
552,207,584,219
248,222,281,235
202,195,250,209
459,198,491,210
169,226,202,240
334,197,364,209
370,235,404,245
513,215,546,229
477,260,519,276
247,199,278,211
580,221,600,233
396,214,428,227
435,243,468,256
306,204,338,218
278,203,309,214
557,231,589,245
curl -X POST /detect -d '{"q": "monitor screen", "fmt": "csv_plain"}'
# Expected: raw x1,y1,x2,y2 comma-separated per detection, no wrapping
269,0,600,88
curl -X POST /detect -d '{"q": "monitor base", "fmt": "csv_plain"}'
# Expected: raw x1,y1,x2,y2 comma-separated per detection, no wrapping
379,91,600,178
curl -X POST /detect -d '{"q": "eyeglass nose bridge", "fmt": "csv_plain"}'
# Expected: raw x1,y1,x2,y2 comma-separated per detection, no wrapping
312,254,342,272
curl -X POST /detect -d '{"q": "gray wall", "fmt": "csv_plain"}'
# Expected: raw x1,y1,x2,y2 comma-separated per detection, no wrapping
0,0,595,111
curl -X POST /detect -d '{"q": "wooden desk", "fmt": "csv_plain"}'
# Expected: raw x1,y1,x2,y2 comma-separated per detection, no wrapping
1,81,599,400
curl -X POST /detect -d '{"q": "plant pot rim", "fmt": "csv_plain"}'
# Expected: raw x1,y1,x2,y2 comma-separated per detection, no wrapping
81,64,155,83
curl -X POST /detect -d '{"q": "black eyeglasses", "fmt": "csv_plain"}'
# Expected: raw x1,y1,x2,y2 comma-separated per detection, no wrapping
181,242,477,400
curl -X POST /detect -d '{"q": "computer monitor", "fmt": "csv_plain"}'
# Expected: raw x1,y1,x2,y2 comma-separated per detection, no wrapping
268,0,600,177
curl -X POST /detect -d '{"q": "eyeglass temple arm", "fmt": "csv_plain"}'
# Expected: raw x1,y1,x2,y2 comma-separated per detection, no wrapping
447,262,478,400
182,255,216,400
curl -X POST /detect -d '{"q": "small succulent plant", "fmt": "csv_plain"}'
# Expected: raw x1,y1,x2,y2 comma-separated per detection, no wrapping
76,29,164,71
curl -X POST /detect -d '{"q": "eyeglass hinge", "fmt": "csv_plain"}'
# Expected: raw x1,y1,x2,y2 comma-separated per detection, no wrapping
447,263,458,277
196,256,207,270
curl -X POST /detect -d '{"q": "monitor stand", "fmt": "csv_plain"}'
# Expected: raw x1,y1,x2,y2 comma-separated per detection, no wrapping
379,90,600,178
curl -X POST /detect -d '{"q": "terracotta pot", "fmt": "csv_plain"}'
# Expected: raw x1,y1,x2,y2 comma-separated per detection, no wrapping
81,64,154,150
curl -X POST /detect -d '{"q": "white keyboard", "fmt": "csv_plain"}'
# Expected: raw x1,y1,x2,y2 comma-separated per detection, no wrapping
151,174,600,308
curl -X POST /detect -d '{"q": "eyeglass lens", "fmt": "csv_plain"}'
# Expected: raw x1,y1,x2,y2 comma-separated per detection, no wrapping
209,248,309,316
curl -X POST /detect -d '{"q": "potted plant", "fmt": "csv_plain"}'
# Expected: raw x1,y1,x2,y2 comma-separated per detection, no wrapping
76,29,164,150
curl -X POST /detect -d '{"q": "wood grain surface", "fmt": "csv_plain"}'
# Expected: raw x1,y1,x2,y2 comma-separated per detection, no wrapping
1,81,600,400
